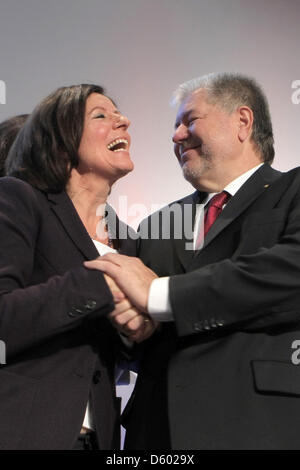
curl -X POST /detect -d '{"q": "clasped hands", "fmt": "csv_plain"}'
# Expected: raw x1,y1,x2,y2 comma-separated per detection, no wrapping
84,254,158,342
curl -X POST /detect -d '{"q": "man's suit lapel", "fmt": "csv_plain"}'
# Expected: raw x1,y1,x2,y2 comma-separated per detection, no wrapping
202,164,282,249
47,191,99,260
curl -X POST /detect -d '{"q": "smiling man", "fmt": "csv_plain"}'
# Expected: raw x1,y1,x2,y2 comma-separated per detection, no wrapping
173,84,267,193
86,73,300,450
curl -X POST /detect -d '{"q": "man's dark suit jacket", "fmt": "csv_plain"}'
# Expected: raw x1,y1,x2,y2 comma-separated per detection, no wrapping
0,176,136,450
125,164,300,450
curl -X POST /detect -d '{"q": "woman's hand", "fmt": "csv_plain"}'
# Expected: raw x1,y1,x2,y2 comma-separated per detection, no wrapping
108,298,158,343
86,260,158,342
84,254,158,312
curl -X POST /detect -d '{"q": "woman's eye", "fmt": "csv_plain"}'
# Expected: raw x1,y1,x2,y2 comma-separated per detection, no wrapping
95,113,106,119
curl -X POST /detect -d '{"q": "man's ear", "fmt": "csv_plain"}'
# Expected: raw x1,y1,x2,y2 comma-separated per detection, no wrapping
237,106,254,143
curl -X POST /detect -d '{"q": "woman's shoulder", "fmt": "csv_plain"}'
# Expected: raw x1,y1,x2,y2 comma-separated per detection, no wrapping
0,175,36,193
0,176,44,211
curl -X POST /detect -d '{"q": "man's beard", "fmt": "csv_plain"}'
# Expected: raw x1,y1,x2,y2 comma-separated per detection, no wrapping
181,146,213,189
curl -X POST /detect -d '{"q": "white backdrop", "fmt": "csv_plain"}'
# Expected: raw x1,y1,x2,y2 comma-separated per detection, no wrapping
0,0,299,228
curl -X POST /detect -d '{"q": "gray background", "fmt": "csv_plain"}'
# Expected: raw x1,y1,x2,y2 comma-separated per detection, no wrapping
0,0,299,226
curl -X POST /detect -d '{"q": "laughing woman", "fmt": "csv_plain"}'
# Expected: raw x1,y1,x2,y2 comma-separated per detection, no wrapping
0,84,139,450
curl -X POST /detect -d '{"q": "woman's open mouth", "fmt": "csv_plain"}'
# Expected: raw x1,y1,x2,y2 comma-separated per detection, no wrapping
107,138,129,152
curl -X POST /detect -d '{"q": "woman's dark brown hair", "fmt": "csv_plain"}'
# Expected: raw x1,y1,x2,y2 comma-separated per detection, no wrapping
5,84,107,192
0,114,28,177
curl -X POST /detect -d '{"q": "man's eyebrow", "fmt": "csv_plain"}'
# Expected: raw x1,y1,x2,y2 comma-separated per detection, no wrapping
174,110,192,128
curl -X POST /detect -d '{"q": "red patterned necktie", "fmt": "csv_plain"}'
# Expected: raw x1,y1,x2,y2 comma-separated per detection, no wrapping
204,190,231,236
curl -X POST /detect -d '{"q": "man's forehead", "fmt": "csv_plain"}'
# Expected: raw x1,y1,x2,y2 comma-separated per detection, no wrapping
184,88,209,108
175,89,209,122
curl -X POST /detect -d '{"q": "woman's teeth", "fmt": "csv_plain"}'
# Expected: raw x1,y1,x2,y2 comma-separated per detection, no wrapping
107,139,128,152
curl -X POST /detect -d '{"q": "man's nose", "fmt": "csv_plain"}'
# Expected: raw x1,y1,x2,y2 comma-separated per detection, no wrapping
172,124,188,144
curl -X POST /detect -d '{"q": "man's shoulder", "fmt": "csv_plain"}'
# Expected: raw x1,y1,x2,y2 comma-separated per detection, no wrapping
140,191,198,226
138,191,198,244
275,166,300,193
273,165,300,179
283,166,300,178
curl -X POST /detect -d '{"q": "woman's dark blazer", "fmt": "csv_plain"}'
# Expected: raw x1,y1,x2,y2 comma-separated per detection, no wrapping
0,176,136,450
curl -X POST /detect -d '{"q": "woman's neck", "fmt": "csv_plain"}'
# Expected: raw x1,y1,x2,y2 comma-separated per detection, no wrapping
66,170,112,244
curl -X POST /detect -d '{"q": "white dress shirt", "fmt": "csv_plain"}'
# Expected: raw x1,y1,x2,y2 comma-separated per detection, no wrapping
147,163,264,321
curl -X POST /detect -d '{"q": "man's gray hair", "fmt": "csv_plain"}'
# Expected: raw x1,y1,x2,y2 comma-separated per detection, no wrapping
172,73,274,164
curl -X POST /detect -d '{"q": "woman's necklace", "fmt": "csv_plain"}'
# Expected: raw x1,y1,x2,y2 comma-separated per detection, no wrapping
90,221,114,248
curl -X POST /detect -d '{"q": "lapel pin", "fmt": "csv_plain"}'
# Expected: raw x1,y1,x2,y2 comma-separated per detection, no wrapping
264,184,270,188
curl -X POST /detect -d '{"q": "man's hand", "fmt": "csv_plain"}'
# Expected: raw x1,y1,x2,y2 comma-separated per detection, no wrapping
84,254,158,313
103,274,125,303
109,299,158,343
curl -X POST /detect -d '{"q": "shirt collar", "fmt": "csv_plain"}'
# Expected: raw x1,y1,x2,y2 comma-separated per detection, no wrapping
203,163,264,205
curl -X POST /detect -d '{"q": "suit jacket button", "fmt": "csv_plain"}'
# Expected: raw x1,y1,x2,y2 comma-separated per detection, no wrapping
93,370,101,384
85,300,97,310
68,307,84,317
194,322,203,332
